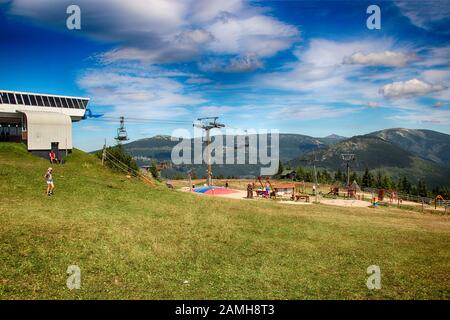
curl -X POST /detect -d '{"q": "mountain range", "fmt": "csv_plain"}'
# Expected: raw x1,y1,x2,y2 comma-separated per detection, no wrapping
121,128,450,187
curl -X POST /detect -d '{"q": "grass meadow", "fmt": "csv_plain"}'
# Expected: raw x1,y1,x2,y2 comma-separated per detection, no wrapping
0,143,449,299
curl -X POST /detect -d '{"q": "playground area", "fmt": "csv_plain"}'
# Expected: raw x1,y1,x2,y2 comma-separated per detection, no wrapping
174,177,449,213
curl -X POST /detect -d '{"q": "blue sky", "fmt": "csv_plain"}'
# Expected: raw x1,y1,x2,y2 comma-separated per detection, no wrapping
0,0,449,151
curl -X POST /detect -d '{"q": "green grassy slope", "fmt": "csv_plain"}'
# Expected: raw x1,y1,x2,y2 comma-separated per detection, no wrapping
0,143,449,299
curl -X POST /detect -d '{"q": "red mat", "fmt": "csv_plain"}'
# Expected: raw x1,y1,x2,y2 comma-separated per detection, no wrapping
204,188,237,195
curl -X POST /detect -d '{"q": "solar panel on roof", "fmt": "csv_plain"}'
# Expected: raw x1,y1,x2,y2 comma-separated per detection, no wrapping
15,94,23,105
72,98,80,109
29,95,37,105
55,97,62,108
1,92,9,104
7,93,16,104
36,95,44,106
42,96,50,107
23,95,31,106
48,96,56,107
67,98,74,108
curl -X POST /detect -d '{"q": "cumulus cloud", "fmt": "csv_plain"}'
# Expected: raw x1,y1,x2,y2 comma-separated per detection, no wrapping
5,0,299,66
206,13,299,57
296,39,393,67
343,51,417,67
256,38,396,104
379,78,447,98
199,54,263,73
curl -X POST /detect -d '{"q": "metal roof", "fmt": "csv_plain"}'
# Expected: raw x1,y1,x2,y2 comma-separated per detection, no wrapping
0,89,89,101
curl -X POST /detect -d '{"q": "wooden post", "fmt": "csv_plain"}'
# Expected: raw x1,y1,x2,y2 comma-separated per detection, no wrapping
101,143,106,166
188,171,192,192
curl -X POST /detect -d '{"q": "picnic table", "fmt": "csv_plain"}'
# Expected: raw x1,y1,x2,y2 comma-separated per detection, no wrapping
293,194,310,202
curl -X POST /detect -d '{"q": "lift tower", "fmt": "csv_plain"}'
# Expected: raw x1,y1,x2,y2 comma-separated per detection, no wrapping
194,117,225,186
341,153,355,187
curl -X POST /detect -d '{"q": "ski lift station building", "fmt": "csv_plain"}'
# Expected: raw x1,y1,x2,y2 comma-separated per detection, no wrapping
0,90,89,155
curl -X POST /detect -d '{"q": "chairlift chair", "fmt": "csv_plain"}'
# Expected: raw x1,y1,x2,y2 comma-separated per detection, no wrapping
115,116,129,142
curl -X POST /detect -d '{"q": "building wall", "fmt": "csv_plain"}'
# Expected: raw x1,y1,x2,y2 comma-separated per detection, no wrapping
21,111,73,151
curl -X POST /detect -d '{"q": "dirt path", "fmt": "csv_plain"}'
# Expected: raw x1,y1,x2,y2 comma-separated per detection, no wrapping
319,199,371,208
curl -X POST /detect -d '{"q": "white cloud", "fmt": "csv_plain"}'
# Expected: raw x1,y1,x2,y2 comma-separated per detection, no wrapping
186,77,212,84
199,54,263,73
343,51,417,67
296,39,393,67
188,0,244,23
388,108,450,125
255,39,396,104
395,0,450,33
197,105,234,116
432,101,445,108
367,101,380,108
77,65,206,118
379,78,447,98
416,45,450,67
175,29,214,45
206,14,299,57
422,69,450,83
6,0,299,66
268,105,357,121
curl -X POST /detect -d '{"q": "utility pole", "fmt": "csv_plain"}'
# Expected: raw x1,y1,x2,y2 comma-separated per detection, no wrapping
311,150,319,202
193,117,225,186
298,148,321,203
341,153,355,188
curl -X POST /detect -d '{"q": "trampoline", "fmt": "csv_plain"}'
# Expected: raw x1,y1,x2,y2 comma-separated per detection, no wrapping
193,186,237,195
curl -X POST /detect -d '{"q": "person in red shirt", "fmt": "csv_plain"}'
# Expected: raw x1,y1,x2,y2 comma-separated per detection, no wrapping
49,151,58,164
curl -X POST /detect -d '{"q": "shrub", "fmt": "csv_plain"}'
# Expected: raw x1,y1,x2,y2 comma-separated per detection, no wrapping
97,144,139,174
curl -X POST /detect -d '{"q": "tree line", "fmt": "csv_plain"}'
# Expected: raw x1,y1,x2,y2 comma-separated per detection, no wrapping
280,164,450,199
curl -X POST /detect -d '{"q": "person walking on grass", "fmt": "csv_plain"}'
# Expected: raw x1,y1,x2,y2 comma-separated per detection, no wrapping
44,167,55,196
